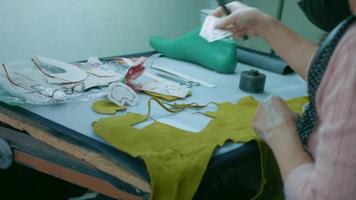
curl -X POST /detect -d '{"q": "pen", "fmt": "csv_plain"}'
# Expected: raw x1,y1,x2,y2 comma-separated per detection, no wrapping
215,0,249,40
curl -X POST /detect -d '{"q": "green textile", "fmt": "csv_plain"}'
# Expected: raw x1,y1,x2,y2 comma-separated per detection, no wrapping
150,28,238,74
92,96,308,200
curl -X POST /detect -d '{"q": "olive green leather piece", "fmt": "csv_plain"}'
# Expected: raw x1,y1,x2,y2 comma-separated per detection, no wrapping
92,100,127,114
92,97,308,200
150,28,238,74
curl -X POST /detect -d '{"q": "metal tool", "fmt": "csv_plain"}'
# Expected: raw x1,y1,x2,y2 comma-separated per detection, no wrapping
143,53,215,88
153,68,200,87
155,72,196,88
152,65,215,88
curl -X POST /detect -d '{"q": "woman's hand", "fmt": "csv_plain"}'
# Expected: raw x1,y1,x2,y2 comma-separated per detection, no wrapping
212,1,317,80
253,96,300,146
211,1,274,38
253,96,313,181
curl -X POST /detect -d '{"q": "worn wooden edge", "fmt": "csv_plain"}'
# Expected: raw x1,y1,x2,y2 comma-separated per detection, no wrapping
0,109,152,194
14,150,143,200
0,124,148,197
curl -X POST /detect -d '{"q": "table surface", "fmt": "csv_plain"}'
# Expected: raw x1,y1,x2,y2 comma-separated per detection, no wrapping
20,56,307,157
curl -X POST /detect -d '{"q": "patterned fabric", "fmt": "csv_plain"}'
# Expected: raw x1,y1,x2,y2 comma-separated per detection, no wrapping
297,16,356,146
285,21,356,200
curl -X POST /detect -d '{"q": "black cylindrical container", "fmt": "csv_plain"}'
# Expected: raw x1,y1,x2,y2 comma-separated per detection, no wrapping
239,70,266,93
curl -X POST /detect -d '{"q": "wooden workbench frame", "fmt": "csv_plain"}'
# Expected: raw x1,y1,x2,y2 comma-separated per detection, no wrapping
0,101,151,199
0,51,261,199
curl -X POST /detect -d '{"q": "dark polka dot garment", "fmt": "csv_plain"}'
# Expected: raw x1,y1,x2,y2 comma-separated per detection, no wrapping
298,16,356,146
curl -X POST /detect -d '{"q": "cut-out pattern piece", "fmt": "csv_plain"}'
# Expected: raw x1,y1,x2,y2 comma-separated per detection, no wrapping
200,15,232,42
138,81,190,98
107,82,139,107
33,56,88,84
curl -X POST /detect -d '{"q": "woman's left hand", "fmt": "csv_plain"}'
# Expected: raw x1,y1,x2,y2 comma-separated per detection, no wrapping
253,96,300,146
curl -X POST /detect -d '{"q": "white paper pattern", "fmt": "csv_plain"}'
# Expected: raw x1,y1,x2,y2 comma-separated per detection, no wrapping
34,56,88,84
138,81,190,98
107,82,139,106
199,15,232,43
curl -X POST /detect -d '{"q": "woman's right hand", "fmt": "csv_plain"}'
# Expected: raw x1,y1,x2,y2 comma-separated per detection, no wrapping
212,1,275,38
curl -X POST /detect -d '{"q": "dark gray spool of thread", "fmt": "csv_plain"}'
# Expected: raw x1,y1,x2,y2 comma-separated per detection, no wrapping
239,70,266,93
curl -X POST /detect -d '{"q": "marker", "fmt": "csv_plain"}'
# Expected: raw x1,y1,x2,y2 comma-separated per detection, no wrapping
216,0,232,15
